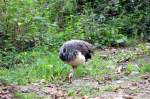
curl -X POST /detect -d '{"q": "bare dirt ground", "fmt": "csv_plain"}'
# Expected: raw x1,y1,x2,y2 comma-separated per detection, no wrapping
1,47,150,99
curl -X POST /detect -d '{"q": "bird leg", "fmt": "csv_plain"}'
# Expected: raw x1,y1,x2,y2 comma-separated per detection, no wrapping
68,65,77,83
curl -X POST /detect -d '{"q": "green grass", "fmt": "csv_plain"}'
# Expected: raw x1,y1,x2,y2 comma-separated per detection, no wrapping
139,64,150,73
15,92,40,99
1,45,149,85
0,48,114,85
1,45,150,99
76,54,114,77
0,48,71,84
127,63,133,73
67,86,101,97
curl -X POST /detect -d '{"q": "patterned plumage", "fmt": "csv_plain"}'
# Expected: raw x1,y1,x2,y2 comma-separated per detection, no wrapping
59,40,94,83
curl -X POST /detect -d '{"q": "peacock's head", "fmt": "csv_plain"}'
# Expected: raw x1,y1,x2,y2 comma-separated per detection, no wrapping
59,48,78,62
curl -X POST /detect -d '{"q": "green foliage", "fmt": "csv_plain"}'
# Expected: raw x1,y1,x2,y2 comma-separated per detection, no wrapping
103,85,113,92
1,2,150,98
138,43,150,54
139,64,150,73
0,50,114,84
127,63,134,73
108,49,136,63
15,92,39,99
1,0,149,51
0,47,70,84
0,0,150,71
74,53,115,81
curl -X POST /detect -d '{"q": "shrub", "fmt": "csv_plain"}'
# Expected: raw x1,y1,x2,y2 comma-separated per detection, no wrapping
1,0,150,68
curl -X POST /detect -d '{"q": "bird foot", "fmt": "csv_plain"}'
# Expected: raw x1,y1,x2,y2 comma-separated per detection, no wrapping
67,72,74,83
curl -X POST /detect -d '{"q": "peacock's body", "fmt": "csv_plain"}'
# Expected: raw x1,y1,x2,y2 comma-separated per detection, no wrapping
59,40,94,83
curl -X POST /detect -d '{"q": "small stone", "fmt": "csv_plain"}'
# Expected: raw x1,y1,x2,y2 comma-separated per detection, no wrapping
40,79,46,83
146,46,150,50
100,54,108,58
112,86,120,92
122,95,134,99
81,95,88,99
132,83,137,86
141,75,149,80
139,81,146,84
130,71,139,76
115,80,124,84
32,83,38,86
104,74,112,81
76,90,80,94
98,81,103,84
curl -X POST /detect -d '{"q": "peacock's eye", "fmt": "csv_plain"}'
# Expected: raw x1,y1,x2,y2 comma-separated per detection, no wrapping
63,48,66,52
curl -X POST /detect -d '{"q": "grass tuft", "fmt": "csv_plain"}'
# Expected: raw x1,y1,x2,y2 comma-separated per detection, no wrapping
139,64,150,73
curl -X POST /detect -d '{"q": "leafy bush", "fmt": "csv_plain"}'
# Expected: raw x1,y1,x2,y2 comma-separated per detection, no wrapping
0,0,150,68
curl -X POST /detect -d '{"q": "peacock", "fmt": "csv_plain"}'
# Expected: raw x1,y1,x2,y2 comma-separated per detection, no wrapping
59,40,94,83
